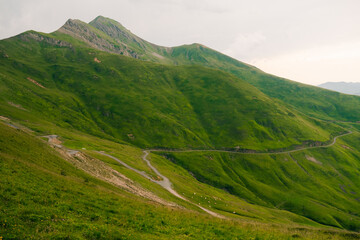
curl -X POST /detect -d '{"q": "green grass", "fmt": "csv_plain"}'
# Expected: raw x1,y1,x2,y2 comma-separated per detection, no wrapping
0,30,344,150
74,16,360,123
3,123,360,239
163,39,360,123
158,131,360,231
2,16,360,239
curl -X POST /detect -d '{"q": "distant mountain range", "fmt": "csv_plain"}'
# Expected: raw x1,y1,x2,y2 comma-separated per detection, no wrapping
318,82,360,96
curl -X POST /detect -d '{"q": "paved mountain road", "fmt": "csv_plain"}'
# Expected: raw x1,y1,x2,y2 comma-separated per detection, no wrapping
148,131,353,155
98,150,225,218
43,130,353,219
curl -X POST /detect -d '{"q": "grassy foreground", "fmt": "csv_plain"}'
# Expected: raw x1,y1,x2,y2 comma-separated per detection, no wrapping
1,16,360,239
1,123,360,239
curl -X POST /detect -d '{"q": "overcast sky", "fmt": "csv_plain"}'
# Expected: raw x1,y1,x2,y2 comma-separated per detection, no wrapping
1,0,359,85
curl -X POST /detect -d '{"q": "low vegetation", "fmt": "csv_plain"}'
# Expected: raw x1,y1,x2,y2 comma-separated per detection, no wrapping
1,16,360,239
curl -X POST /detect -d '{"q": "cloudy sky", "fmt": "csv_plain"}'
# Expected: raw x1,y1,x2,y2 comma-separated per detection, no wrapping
1,0,359,85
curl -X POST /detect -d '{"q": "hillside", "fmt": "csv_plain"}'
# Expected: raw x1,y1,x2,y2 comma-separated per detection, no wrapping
3,119,360,239
0,29,343,150
1,16,360,239
160,130,360,230
61,16,360,122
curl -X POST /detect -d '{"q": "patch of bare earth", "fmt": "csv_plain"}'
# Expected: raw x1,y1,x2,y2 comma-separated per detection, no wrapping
127,133,135,140
1,116,33,132
69,151,177,207
151,52,165,59
0,116,10,121
341,144,352,150
45,137,177,207
8,102,27,111
305,155,322,165
27,77,46,89
49,136,62,146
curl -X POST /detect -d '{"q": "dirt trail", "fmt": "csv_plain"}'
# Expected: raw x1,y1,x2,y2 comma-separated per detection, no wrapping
98,150,225,219
40,130,353,220
0,117,33,132
41,135,223,217
42,135,177,207
142,151,224,218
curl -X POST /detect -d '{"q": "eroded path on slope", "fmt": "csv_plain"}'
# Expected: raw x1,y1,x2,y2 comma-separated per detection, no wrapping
97,150,225,218
42,135,177,207
42,130,354,220
42,134,223,218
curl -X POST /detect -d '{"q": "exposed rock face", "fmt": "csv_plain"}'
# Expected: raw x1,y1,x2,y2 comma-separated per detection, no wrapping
56,17,172,62
90,16,149,51
58,19,139,58
19,32,72,48
90,16,172,53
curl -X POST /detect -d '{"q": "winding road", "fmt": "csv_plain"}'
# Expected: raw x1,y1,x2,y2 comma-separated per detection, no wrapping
42,134,224,218
45,130,353,219
97,150,225,218
148,131,353,155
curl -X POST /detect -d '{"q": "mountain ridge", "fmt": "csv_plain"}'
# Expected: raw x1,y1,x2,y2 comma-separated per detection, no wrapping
54,16,360,123
2,15,360,238
0,32,340,149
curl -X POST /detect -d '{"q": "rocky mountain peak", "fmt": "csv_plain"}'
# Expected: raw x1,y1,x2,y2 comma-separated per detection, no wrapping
89,16,133,40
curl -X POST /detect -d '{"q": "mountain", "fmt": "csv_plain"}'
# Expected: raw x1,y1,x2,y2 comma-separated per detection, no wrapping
1,16,360,239
57,16,171,63
319,82,360,96
0,27,343,150
57,16,360,122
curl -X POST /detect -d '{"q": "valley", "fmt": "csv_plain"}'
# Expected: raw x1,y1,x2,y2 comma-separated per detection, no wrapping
1,16,360,239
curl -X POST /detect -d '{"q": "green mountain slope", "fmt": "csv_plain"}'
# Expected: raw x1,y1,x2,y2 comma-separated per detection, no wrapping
162,43,360,121
57,16,172,64
0,30,342,150
0,123,281,239
69,16,360,122
160,131,360,230
3,120,360,239
2,16,360,238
